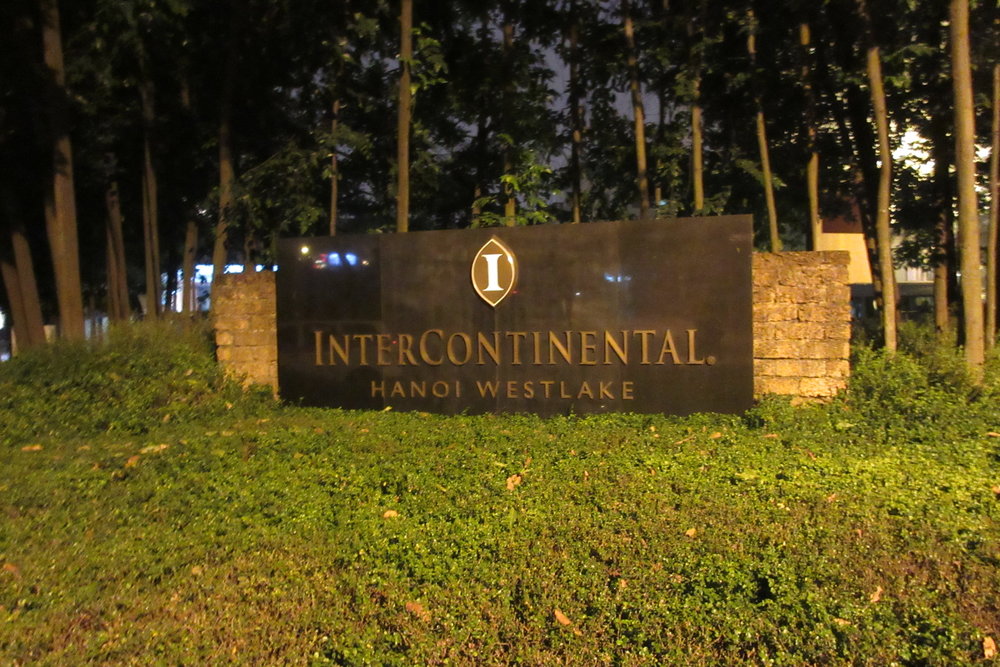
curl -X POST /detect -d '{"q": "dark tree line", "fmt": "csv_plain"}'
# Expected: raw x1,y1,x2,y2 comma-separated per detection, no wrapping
0,0,998,371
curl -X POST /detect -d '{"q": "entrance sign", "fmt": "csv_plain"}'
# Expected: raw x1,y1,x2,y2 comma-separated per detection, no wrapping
276,216,754,416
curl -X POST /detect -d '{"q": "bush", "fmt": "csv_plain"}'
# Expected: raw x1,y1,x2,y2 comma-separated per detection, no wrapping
845,324,1000,446
0,320,262,444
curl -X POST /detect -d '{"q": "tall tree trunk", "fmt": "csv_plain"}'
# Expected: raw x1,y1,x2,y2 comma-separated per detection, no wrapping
858,0,897,351
395,0,413,233
799,21,821,250
986,63,999,349
213,1,239,278
139,79,161,318
568,8,583,224
930,115,958,333
330,97,340,235
950,0,984,373
748,9,780,251
1,193,45,349
623,0,650,219
688,1,704,213
181,220,198,315
104,178,129,321
502,14,516,226
39,0,84,340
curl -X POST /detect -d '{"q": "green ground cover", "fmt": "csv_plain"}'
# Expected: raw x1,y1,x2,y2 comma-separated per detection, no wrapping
1,323,999,665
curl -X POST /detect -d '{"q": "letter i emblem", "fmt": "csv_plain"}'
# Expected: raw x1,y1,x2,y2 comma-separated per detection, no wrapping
471,237,517,307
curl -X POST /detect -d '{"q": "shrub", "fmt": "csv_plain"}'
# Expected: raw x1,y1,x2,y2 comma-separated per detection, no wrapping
0,320,262,444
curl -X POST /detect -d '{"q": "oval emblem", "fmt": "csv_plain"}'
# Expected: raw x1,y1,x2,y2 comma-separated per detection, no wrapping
471,237,517,307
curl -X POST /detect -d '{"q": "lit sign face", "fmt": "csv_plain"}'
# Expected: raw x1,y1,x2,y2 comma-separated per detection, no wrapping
276,217,754,416
471,237,517,307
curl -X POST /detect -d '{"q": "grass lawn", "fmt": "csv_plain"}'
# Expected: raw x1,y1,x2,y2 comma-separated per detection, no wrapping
1,323,999,664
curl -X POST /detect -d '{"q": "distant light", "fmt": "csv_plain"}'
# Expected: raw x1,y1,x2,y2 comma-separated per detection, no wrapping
328,253,342,267
300,245,310,255
345,253,358,266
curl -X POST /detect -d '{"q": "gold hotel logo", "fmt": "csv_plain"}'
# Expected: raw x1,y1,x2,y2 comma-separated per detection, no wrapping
471,237,517,307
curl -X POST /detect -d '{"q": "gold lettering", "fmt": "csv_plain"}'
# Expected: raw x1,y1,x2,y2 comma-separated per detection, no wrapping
476,332,500,365
599,381,614,399
656,330,681,364
687,329,706,364
354,334,373,365
507,332,527,365
397,334,417,365
409,381,427,398
371,381,386,398
376,334,394,366
580,331,597,365
431,381,450,398
559,381,572,398
604,330,629,364
532,332,543,365
540,380,555,397
622,381,634,400
314,331,323,365
577,381,593,399
419,330,444,366
548,331,572,365
390,381,405,398
523,381,535,399
446,332,472,365
328,334,350,365
506,381,520,398
477,380,499,398
634,330,655,364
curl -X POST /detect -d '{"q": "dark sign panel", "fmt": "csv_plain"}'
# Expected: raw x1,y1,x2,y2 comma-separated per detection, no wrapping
277,216,753,416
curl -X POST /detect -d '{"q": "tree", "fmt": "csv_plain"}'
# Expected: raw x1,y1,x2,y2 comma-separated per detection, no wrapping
987,63,999,349
40,0,85,339
747,7,780,251
950,0,984,373
622,0,650,218
396,0,413,233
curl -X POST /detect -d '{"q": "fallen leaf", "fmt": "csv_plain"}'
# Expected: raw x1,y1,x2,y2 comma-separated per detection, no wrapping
405,601,431,622
710,432,723,439
139,443,169,454
583,470,590,481
293,452,304,459
992,485,1000,498
763,433,780,439
2,563,20,577
684,528,698,538
124,455,141,468
21,445,42,452
523,456,532,467
833,618,851,626
869,586,883,603
220,431,235,437
826,493,838,503
190,565,203,576
987,432,1000,438
984,636,997,659
506,474,522,491
77,445,91,451
382,510,399,519
553,609,582,635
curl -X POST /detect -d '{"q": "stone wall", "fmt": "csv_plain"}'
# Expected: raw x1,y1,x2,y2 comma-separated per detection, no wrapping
213,252,853,401
752,251,851,400
212,271,277,390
